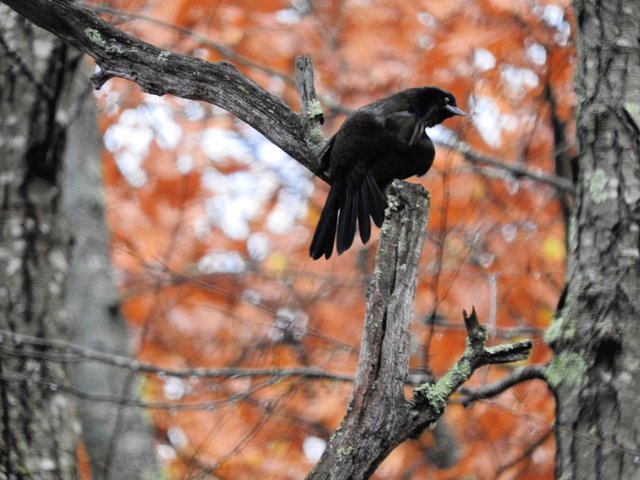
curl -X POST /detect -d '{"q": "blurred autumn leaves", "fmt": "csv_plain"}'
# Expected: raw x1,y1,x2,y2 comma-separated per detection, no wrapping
94,0,573,478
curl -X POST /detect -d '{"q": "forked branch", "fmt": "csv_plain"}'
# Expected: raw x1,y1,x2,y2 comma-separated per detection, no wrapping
307,182,533,479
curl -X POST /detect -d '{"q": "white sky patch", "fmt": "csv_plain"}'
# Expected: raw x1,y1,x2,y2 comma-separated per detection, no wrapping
167,427,189,449
198,250,246,274
156,444,176,461
103,108,153,187
426,124,461,144
198,125,313,242
501,65,539,94
541,4,564,27
163,377,187,401
303,436,326,462
526,42,547,65
202,169,275,239
179,98,206,121
274,8,301,24
540,4,571,45
474,48,496,71
470,96,518,148
143,99,182,150
247,233,269,261
501,223,518,243
417,11,436,27
201,128,254,165
267,190,308,234
176,154,193,174
266,205,294,234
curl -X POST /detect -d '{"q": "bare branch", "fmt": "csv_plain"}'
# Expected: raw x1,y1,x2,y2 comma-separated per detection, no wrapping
437,137,575,192
409,309,533,436
0,329,353,382
0,0,325,179
458,365,548,407
296,54,329,181
0,371,280,410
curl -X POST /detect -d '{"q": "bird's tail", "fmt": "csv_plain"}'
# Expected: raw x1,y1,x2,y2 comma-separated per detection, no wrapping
310,171,386,260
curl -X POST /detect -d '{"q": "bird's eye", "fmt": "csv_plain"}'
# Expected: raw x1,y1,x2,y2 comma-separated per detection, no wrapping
444,97,450,104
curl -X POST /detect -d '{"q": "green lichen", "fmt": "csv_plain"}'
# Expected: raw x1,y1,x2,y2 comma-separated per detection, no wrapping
544,308,576,345
416,358,471,411
308,127,327,155
336,446,353,459
415,383,446,410
84,28,122,53
624,101,640,116
307,98,324,119
588,168,608,204
546,352,587,389
84,28,105,46
485,343,520,356
105,43,123,54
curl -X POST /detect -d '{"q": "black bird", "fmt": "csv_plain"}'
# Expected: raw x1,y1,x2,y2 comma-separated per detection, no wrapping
309,87,465,260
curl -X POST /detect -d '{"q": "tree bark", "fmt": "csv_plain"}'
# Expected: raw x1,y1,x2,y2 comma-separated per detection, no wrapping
0,8,80,478
547,1,640,478
60,66,159,479
307,182,532,479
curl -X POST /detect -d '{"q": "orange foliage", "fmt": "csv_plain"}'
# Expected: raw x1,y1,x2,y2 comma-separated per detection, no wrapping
92,0,575,477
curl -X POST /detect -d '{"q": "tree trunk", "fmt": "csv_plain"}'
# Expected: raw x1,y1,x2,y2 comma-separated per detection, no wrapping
60,65,159,480
0,8,81,478
0,8,158,479
547,1,640,478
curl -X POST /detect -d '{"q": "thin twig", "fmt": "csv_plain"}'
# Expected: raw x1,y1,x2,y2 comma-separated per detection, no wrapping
459,365,548,407
0,329,353,382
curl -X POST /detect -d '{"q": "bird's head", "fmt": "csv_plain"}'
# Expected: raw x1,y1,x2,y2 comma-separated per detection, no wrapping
406,87,465,144
414,87,466,127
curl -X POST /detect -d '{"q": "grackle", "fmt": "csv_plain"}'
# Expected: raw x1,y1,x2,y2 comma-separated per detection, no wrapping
309,87,465,260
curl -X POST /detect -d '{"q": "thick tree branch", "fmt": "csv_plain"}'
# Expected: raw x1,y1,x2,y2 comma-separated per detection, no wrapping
0,0,325,179
2,1,576,195
306,182,533,479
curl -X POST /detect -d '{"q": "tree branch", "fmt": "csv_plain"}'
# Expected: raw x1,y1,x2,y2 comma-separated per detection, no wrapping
458,365,548,407
407,309,532,436
0,329,352,382
0,0,326,179
437,137,575,192
306,182,534,479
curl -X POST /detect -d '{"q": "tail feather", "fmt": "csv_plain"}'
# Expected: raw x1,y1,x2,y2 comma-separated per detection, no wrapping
337,188,358,254
365,171,386,227
358,187,371,244
309,180,342,260
310,170,388,260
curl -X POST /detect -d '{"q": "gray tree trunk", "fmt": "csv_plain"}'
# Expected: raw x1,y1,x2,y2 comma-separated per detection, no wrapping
61,66,159,479
547,1,640,478
0,7,158,479
0,8,81,478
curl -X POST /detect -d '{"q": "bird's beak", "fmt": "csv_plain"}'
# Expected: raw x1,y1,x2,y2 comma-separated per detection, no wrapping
445,104,466,116
409,117,426,144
